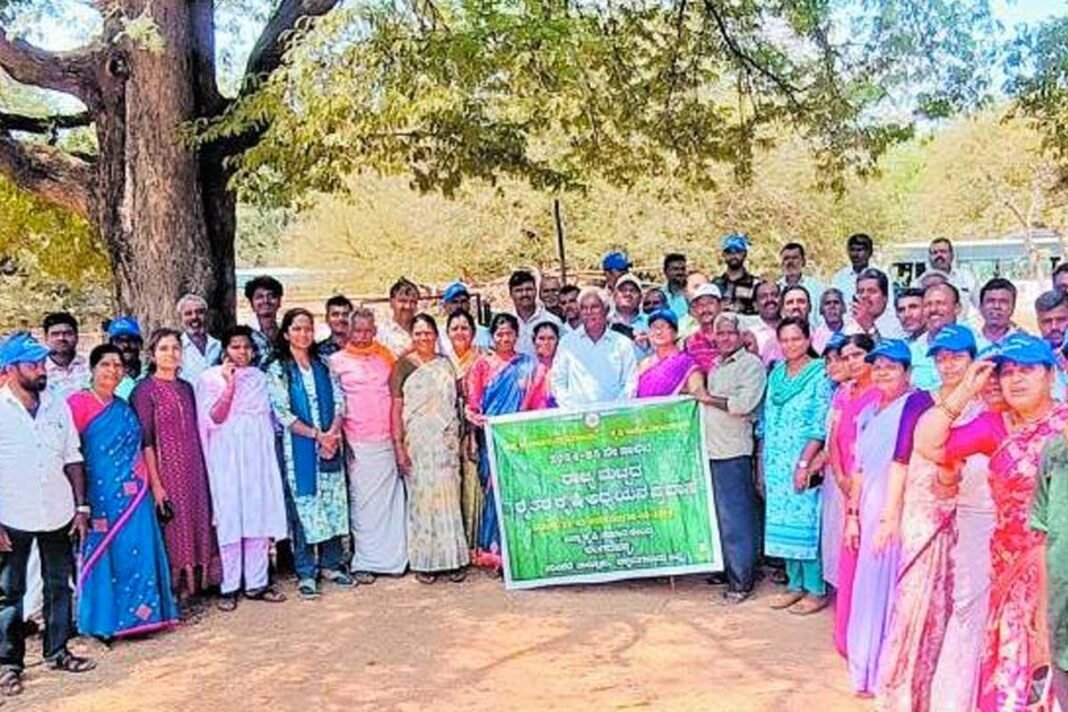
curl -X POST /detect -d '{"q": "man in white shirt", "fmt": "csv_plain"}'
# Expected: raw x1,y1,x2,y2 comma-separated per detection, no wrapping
830,233,876,304
777,242,823,323
377,277,420,357
844,268,905,340
42,312,88,400
508,270,561,356
0,334,94,692
551,287,637,408
895,287,927,342
913,238,979,308
177,293,222,383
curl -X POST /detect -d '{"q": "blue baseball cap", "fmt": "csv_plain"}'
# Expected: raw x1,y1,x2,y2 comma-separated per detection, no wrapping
107,316,142,340
823,331,848,355
721,233,750,253
647,308,678,330
984,332,1056,368
602,251,632,272
926,324,977,358
0,332,50,368
441,281,470,304
865,338,912,367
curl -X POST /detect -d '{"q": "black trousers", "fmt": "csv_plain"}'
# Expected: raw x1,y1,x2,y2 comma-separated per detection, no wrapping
0,523,74,668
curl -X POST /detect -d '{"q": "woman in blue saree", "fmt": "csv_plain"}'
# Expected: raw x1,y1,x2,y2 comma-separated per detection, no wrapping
69,344,178,640
464,314,544,571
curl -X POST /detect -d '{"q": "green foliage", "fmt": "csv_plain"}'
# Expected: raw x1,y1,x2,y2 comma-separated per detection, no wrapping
1007,17,1068,172
0,176,110,329
271,111,1058,293
203,0,996,207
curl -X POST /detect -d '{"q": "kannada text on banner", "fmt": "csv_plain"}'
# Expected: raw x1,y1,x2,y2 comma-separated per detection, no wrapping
486,396,722,590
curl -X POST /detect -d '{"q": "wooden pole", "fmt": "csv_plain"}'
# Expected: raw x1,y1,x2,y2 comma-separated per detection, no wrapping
553,198,567,283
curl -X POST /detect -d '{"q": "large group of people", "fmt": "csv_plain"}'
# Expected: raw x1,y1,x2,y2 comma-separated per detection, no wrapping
1,231,1068,711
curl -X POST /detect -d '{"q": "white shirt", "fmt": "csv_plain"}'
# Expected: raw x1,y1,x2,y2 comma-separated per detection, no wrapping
550,328,637,408
0,386,82,531
843,307,906,341
513,305,562,357
44,354,89,401
180,332,222,385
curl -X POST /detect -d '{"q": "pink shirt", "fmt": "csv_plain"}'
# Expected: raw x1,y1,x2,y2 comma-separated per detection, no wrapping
330,350,393,443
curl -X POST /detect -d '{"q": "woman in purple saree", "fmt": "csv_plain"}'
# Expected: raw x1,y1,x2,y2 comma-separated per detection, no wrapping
70,345,178,640
635,310,706,398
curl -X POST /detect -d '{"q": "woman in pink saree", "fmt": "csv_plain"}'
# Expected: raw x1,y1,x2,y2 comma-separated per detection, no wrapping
917,333,1068,711
634,309,707,398
875,324,992,711
827,334,878,657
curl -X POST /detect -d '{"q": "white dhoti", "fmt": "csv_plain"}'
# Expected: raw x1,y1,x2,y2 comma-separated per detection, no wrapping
347,442,408,574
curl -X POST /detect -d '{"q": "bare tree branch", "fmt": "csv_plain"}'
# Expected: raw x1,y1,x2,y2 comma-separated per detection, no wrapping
0,134,95,219
0,31,100,105
0,111,92,134
242,0,341,91
701,0,805,114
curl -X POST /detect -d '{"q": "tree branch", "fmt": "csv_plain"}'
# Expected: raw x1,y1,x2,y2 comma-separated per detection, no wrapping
0,31,100,105
0,134,95,219
701,0,805,113
0,111,92,134
242,0,341,91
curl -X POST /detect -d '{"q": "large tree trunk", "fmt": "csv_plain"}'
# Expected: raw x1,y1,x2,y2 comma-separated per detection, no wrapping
97,0,234,334
0,0,338,332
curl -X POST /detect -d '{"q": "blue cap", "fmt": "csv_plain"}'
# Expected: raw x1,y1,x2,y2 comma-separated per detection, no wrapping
721,233,750,253
823,331,848,354
926,324,977,358
865,338,912,367
602,251,632,272
984,332,1056,368
647,308,678,330
0,332,50,368
107,316,142,340
441,281,470,304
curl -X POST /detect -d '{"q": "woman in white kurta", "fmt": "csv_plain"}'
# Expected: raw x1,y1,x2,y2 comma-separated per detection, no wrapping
196,326,288,610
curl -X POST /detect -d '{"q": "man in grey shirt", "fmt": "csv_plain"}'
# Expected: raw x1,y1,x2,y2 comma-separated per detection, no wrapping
703,313,766,604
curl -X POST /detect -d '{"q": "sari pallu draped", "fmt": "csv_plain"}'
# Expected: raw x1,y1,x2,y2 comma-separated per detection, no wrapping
75,397,178,639
635,351,696,398
473,353,536,570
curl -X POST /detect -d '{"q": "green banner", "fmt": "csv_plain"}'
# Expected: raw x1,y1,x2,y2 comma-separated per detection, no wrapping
487,396,722,589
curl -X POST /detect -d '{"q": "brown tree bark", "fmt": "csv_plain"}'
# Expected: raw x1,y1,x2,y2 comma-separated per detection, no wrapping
0,0,339,332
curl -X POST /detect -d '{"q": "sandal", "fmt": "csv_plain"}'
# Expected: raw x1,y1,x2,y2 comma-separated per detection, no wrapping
322,570,356,588
789,595,829,616
298,579,320,600
448,568,468,583
246,586,287,603
216,593,239,612
49,649,97,674
768,591,805,610
0,667,21,697
416,572,438,584
353,571,376,585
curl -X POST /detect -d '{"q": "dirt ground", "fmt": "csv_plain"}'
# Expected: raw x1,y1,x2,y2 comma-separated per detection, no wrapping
17,574,867,712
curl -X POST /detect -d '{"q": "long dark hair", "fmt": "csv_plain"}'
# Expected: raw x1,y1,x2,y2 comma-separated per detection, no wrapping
776,316,819,359
273,308,319,364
